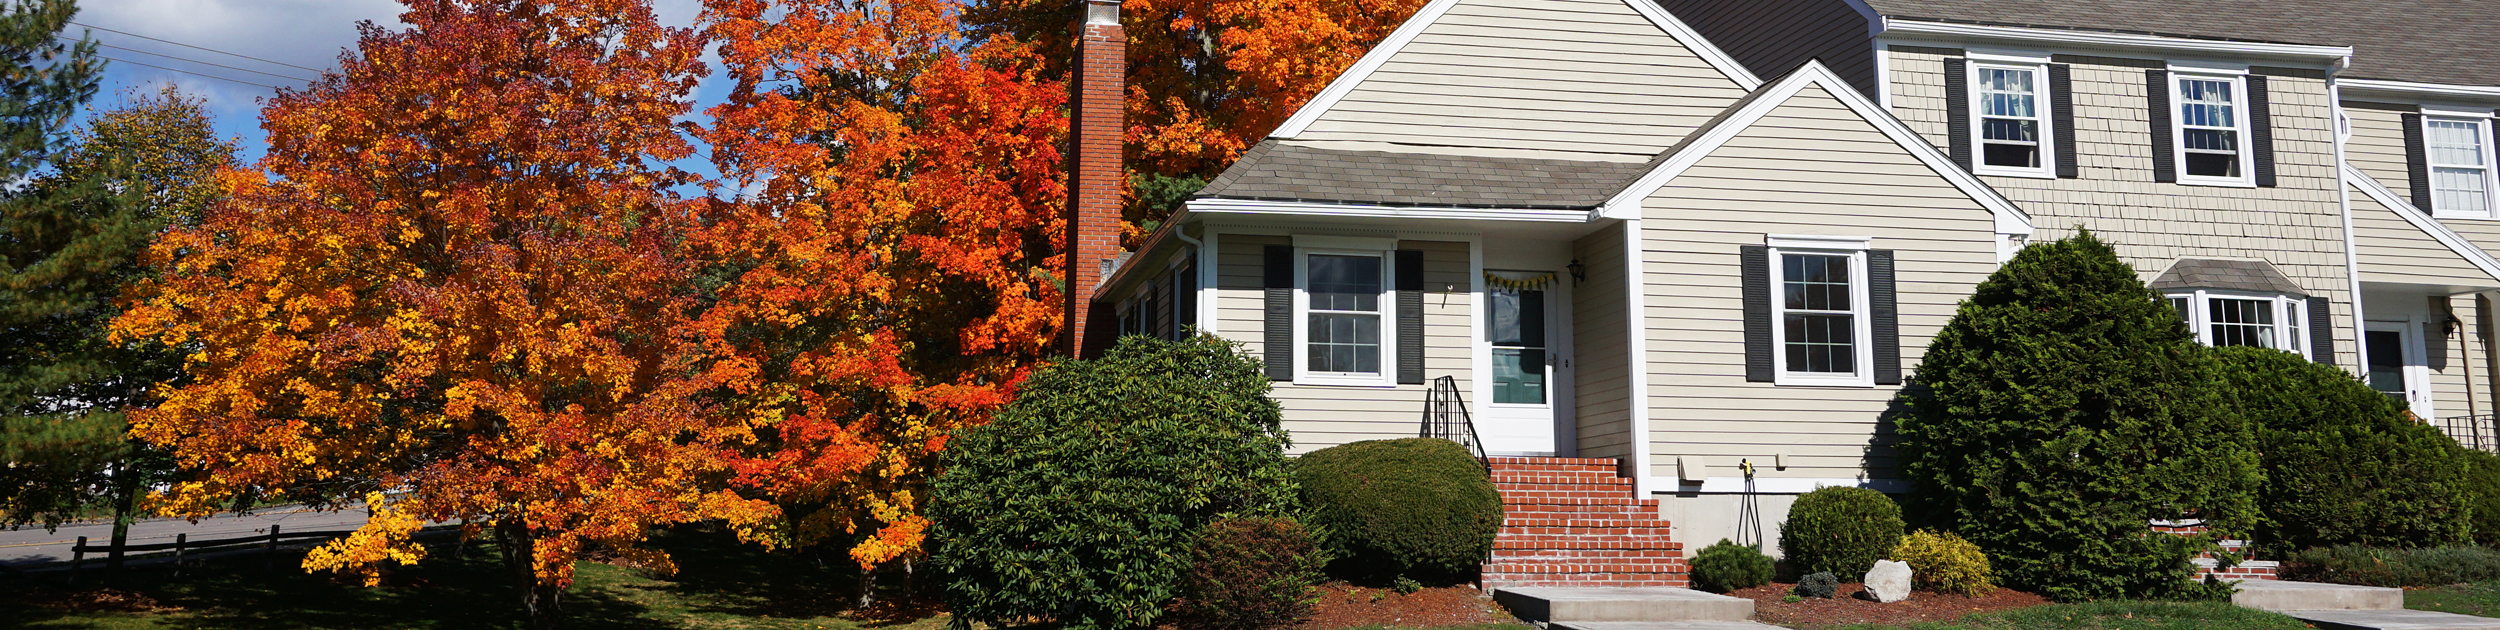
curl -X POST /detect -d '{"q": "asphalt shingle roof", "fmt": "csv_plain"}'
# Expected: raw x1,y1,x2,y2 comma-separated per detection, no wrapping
1859,0,2500,87
2150,257,2309,296
1195,140,1650,209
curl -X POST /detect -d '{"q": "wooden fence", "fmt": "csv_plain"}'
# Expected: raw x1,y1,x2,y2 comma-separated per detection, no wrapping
66,524,460,581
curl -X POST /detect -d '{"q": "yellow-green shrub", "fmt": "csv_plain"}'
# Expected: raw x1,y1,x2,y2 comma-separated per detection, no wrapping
1892,530,1995,596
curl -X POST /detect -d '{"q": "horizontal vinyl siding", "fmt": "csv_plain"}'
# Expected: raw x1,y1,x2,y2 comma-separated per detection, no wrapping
1889,49,2359,367
2351,182,2499,287
2349,104,2500,259
1211,233,1476,453
1642,84,2000,481
1297,0,1752,155
1573,223,1633,460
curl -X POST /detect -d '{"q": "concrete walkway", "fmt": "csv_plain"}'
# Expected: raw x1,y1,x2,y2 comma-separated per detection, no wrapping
2233,580,2500,630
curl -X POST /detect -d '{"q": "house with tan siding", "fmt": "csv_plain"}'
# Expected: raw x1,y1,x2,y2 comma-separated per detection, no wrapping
1073,0,2500,589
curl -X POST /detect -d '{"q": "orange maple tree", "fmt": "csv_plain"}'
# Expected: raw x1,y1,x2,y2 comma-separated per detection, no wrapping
110,1,770,626
693,0,1066,570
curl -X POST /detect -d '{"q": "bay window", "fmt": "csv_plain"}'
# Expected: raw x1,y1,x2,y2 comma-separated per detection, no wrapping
2168,290,2308,352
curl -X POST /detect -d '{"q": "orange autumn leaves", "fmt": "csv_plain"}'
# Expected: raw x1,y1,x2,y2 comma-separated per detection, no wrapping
111,0,1421,587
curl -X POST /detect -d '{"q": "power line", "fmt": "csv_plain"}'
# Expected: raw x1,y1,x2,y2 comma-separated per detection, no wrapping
67,36,315,82
96,56,279,90
68,21,324,74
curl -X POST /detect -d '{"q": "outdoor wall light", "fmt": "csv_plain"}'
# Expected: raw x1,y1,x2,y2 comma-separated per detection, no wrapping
1566,258,1586,286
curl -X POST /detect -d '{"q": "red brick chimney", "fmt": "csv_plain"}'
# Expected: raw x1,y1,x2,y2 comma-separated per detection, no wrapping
1065,0,1123,357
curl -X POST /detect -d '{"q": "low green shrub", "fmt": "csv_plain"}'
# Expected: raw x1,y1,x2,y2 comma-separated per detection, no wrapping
2210,346,2471,553
1691,540,1775,593
2461,448,2500,548
1174,517,1325,630
1779,486,1904,579
1893,530,1995,596
928,335,1299,630
1794,572,1840,599
2282,545,2500,587
1294,438,1502,585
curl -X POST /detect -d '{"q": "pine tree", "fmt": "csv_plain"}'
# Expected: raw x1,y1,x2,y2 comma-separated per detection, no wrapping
1895,230,2259,601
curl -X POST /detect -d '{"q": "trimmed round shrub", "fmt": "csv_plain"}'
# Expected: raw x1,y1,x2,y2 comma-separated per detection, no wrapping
2461,448,2500,547
1895,230,2259,602
1892,530,1995,596
1173,517,1325,630
1691,539,1775,593
1295,438,1501,585
1779,486,1904,579
2210,345,2470,553
1793,572,1840,599
929,335,1299,630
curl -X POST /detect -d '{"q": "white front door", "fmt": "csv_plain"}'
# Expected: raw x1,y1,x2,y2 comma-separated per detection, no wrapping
1480,274,1569,455
2365,320,2433,417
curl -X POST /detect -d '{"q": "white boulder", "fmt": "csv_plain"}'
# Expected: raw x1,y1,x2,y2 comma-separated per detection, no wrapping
1864,559,1914,603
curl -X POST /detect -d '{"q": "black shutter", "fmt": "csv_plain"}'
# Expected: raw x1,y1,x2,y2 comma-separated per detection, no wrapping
2248,75,2277,187
1264,244,1294,380
2308,296,2335,364
1176,256,1197,336
1153,272,1175,340
2405,112,2434,211
1741,245,1775,382
1395,249,1425,385
2147,70,2176,183
1868,250,1903,385
2050,63,2078,179
2429,296,2451,371
1943,57,1972,171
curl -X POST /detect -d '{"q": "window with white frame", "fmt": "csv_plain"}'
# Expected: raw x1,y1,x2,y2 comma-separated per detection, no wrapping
2174,74,2251,183
1771,245,1872,385
1972,63,2051,175
2426,116,2496,218
1299,251,1387,383
2167,290,2308,352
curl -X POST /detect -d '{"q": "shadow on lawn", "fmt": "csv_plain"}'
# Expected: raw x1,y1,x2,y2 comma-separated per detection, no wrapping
0,525,891,629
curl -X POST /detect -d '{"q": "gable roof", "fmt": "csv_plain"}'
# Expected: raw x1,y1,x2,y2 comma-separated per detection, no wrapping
1195,141,1649,209
1860,0,2500,88
2149,258,2309,297
1601,59,2034,236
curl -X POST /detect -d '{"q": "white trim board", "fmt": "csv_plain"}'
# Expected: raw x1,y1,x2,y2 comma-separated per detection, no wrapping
1269,0,1763,139
1184,197,1592,223
1599,59,2036,237
1666,476,1914,494
2344,163,2500,284
1879,19,2353,65
2339,79,2500,102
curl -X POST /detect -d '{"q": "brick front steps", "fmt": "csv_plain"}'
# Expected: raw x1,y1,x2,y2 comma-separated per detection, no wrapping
1484,457,1687,589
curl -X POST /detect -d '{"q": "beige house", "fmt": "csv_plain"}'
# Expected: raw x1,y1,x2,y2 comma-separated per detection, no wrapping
1087,0,2500,584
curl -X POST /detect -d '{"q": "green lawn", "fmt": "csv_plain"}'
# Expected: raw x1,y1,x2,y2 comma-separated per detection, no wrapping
2408,581,2500,618
1,526,939,630
1825,600,2313,630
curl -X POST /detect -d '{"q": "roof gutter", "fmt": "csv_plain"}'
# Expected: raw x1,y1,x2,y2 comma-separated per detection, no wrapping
2338,78,2500,102
1881,18,2352,65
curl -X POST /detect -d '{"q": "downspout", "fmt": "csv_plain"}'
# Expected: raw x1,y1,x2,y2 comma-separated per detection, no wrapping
2331,68,2372,374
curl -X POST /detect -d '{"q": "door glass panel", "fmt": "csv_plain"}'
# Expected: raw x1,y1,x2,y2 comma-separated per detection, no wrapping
1489,287,1546,405
2365,329,2408,402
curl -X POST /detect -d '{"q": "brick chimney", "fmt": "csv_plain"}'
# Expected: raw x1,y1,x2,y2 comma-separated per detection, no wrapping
1065,0,1123,357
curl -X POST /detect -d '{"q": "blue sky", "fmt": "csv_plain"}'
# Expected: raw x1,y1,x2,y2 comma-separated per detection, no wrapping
79,0,729,177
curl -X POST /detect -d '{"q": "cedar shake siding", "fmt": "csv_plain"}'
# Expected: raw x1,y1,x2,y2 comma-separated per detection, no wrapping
1888,47,2359,367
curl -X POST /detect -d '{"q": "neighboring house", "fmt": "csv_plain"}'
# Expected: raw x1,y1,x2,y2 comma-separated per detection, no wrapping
1069,0,2500,587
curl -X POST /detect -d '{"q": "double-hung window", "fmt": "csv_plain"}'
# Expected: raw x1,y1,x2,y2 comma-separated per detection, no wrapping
2425,116,2497,219
2173,74,2253,184
2168,290,2309,352
1768,240,1873,386
1971,63,2052,176
1297,251,1390,385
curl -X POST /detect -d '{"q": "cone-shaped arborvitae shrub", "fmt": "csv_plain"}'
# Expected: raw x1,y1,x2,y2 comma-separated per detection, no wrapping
2210,346,2471,553
1896,230,2258,602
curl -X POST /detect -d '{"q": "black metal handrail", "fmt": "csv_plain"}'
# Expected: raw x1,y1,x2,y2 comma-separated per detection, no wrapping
2437,414,2499,453
1421,375,1488,470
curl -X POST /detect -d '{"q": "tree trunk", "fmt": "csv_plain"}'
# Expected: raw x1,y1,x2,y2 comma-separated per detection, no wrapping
495,519,564,630
105,462,141,583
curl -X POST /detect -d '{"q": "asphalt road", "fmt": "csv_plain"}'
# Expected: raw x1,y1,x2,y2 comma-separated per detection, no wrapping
0,506,372,571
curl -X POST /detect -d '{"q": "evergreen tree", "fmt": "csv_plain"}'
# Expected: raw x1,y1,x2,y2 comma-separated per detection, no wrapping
1896,230,2259,601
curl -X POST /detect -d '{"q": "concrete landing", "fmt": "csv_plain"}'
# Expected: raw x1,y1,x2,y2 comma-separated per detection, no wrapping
1492,587,1755,623
1551,622,1787,630
2233,579,2404,611
2278,609,2500,630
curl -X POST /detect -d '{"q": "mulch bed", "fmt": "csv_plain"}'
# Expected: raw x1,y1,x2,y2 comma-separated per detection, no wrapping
1302,583,1521,629
1732,581,2052,629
